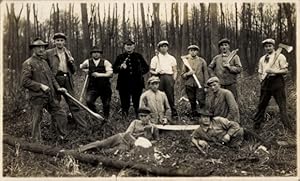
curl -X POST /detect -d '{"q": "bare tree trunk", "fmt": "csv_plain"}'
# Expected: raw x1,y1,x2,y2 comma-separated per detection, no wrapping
200,3,206,57
209,3,218,58
182,3,189,55
140,3,150,62
25,3,31,58
122,3,127,42
81,3,91,59
153,3,160,45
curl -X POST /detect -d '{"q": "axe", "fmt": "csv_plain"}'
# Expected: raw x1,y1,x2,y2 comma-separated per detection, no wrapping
261,43,293,81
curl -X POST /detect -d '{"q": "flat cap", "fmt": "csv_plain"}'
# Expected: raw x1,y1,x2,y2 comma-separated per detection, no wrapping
206,76,220,85
262,38,275,45
124,39,135,45
138,107,151,114
188,45,200,51
29,38,48,49
90,46,103,54
148,76,160,84
53,32,67,40
157,40,169,47
218,38,230,46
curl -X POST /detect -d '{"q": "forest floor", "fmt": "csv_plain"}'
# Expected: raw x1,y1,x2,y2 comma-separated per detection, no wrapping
2,72,297,177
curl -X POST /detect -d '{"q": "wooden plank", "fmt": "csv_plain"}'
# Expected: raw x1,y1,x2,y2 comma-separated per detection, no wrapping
154,124,200,130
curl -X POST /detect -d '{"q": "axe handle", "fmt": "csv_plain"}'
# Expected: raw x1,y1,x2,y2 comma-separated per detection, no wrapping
64,92,104,121
181,57,202,88
79,74,89,103
261,47,283,81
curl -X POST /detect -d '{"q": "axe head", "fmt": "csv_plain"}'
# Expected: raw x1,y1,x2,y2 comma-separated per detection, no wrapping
279,43,293,53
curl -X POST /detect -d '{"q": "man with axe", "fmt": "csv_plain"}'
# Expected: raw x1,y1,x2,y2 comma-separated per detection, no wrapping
79,46,113,120
208,38,242,100
253,39,294,132
181,45,209,117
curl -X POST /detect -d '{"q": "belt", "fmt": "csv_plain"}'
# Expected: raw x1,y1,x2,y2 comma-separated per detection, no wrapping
56,71,68,77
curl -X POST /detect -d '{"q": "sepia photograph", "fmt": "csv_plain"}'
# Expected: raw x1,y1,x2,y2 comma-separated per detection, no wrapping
0,0,298,179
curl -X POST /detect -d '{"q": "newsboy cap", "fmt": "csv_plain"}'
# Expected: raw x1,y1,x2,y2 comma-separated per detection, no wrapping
157,40,169,48
187,45,200,51
206,76,220,85
218,38,230,47
124,39,135,45
90,46,103,54
147,76,160,84
262,38,275,45
53,32,67,40
29,38,48,49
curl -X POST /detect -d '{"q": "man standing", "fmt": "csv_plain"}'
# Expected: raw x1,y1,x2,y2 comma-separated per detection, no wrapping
208,38,242,100
46,32,87,129
191,110,244,151
150,40,178,117
181,45,209,116
206,77,240,123
79,46,113,120
139,76,171,124
22,38,68,142
253,38,293,132
113,39,149,118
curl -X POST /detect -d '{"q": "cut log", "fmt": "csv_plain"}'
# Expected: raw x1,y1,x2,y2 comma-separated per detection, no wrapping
154,124,200,131
3,134,213,176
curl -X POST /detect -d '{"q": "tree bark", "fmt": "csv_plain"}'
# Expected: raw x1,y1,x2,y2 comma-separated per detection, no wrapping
81,3,91,59
3,135,213,177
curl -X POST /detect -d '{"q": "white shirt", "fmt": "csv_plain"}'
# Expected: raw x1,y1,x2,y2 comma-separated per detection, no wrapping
150,53,177,74
258,51,288,78
57,50,68,73
80,59,113,72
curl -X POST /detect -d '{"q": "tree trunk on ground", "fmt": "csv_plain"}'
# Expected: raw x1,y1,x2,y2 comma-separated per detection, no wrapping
3,135,213,177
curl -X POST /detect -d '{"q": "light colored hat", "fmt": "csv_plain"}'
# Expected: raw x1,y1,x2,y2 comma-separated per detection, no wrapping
148,76,160,84
157,40,169,47
262,38,275,45
188,45,200,51
207,76,220,85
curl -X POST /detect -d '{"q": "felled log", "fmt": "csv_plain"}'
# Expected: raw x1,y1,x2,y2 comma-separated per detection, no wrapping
3,134,213,177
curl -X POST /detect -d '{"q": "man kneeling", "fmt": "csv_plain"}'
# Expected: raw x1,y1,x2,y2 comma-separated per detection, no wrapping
78,108,158,152
191,110,244,153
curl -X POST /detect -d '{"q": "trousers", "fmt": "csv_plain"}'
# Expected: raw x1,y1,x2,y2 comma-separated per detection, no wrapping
185,86,206,113
159,74,177,115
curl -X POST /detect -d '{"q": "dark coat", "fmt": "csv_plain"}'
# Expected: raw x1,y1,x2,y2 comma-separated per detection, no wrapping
113,52,149,91
22,54,60,99
45,47,76,88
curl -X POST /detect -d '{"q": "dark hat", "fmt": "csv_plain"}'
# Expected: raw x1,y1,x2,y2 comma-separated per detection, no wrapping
262,38,275,45
157,40,169,48
138,107,151,115
218,38,230,47
53,32,67,40
29,38,48,49
124,39,135,45
187,45,200,51
206,76,220,86
199,109,213,117
90,46,103,54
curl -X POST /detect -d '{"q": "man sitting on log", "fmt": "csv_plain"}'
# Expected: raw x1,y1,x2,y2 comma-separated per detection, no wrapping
78,108,158,152
191,109,244,153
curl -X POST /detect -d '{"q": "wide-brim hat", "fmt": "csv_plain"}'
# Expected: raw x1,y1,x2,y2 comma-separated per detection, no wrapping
53,32,67,40
187,45,200,51
262,38,275,45
29,38,49,49
199,109,213,117
157,40,169,48
218,38,230,47
90,46,103,54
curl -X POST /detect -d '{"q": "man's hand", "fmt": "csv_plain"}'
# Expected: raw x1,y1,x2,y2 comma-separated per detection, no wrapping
57,87,68,94
91,72,101,78
265,68,277,74
222,134,231,143
187,70,195,75
40,84,50,92
120,63,127,69
223,63,230,68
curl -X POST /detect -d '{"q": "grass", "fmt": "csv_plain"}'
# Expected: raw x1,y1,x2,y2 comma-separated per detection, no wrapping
2,70,297,177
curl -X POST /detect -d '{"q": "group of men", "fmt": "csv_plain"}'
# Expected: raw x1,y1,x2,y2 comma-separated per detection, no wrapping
21,32,292,152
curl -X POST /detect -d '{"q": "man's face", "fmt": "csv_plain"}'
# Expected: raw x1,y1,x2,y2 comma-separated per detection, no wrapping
149,81,160,92
264,43,275,54
159,45,169,54
200,116,211,128
54,38,66,49
33,46,46,56
220,43,230,53
124,44,135,52
189,49,198,57
209,82,220,93
92,52,101,59
139,113,150,123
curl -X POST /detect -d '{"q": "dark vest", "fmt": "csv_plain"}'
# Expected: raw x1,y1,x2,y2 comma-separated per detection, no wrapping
88,59,110,89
